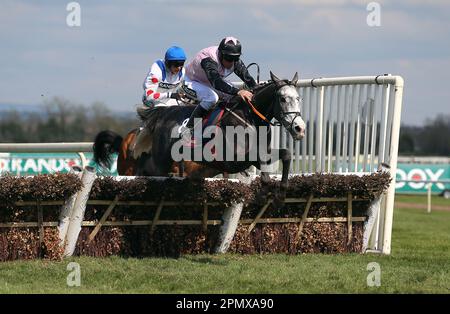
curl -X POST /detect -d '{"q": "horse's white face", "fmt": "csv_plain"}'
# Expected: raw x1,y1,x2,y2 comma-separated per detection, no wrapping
277,85,306,140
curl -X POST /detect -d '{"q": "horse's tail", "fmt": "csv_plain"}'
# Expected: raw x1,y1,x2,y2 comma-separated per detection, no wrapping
93,130,123,169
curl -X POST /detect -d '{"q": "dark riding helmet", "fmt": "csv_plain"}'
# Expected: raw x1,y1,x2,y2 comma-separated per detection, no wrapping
218,36,242,57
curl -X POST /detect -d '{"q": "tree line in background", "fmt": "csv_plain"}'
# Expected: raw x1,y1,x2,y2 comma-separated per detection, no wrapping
0,97,449,156
399,114,450,156
0,97,138,143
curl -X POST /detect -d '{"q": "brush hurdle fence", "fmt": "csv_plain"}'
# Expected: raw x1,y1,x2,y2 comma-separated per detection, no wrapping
237,74,404,254
0,74,404,255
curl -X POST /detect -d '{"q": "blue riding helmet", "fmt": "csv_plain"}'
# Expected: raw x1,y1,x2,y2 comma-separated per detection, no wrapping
165,46,187,61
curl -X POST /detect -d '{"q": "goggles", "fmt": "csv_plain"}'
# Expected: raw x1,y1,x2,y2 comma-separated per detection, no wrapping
167,60,185,67
222,54,240,62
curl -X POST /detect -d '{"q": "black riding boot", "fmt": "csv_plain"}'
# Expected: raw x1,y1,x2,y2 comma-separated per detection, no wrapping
186,105,208,129
182,105,208,147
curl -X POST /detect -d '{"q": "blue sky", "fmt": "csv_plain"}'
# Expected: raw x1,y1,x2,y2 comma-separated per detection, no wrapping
1,0,449,125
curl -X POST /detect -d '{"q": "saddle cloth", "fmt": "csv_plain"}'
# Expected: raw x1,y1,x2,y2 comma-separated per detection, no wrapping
202,104,226,129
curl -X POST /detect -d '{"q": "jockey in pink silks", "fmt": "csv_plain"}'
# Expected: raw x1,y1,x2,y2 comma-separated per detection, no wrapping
182,36,257,142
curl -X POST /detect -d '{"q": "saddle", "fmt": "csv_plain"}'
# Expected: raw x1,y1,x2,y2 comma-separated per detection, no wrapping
202,95,243,128
132,98,231,159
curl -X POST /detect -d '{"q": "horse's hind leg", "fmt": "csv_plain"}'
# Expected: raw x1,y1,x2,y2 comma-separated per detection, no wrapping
181,161,221,179
118,129,138,175
135,153,165,176
252,161,273,204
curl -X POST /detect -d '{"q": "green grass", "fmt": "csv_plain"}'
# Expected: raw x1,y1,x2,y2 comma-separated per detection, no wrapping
1,205,450,293
396,194,450,207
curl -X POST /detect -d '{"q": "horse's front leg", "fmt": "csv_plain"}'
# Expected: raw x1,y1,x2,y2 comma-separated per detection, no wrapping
272,148,291,205
252,161,273,204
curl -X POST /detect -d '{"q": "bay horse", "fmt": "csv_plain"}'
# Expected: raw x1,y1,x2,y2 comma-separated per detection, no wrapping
93,127,211,176
94,71,306,200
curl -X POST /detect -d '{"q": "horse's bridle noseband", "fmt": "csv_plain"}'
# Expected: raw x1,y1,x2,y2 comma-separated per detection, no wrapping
279,110,302,131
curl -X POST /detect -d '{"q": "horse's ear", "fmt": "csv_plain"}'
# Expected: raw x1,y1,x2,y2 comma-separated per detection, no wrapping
291,72,298,85
270,71,281,83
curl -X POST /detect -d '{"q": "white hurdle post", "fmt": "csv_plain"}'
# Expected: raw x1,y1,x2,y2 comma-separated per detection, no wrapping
64,166,97,257
215,202,244,253
58,165,83,247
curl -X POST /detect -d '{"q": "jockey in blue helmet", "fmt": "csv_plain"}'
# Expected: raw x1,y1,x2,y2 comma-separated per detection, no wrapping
142,46,187,108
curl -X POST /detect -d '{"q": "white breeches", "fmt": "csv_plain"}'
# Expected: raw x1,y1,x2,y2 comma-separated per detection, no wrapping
184,76,233,110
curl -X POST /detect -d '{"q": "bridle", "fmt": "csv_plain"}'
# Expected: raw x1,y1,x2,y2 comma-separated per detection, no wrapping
216,80,302,131
274,93,303,132
248,81,302,130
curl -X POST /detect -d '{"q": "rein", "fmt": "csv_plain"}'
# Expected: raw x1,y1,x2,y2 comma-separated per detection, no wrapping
215,98,274,128
245,99,274,126
216,81,301,129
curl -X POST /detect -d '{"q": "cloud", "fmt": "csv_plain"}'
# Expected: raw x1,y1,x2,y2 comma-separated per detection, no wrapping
0,0,449,124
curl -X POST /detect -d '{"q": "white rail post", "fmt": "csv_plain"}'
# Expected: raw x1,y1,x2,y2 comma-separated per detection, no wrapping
316,86,324,172
427,183,432,214
381,76,404,255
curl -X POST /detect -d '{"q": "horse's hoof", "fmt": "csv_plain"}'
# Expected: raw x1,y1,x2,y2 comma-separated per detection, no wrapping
272,188,287,209
272,196,286,209
255,191,271,206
